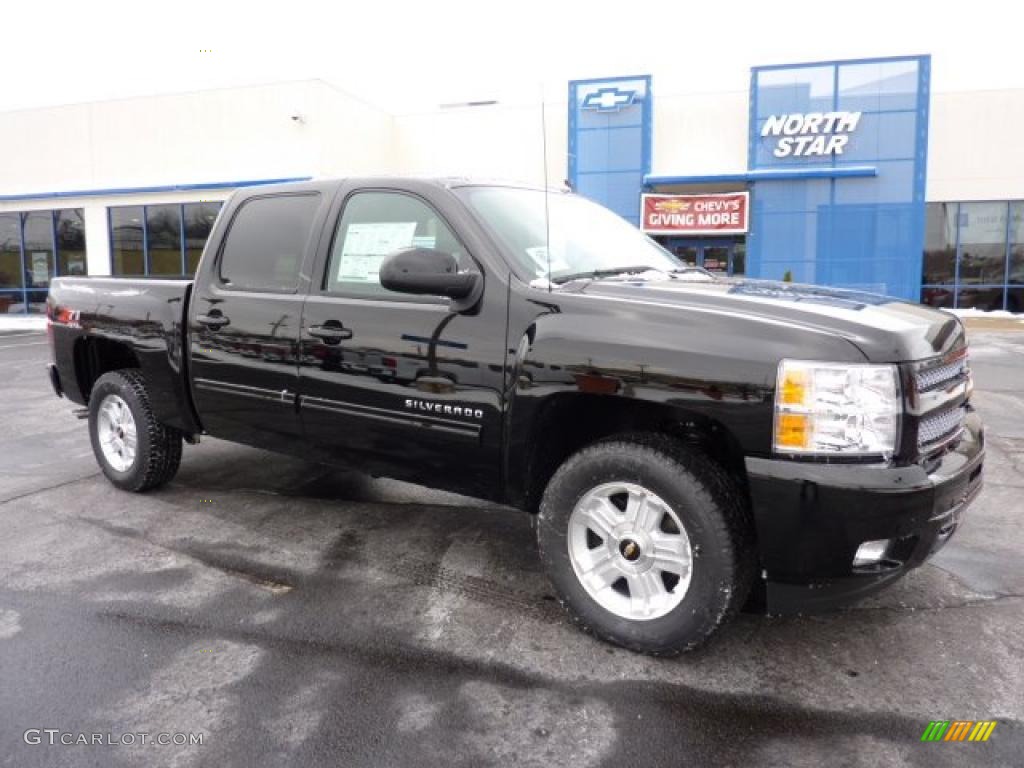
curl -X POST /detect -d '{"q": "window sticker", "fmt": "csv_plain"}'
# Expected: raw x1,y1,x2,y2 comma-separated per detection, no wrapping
525,246,569,276
411,235,437,249
31,252,50,284
337,221,417,283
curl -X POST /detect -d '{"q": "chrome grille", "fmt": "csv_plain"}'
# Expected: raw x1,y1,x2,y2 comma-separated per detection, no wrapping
918,406,966,449
915,357,968,392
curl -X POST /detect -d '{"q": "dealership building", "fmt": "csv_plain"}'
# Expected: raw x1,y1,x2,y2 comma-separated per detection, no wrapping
1,54,1022,314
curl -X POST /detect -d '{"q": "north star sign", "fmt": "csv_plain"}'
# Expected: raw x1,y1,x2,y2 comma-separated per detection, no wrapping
761,111,862,157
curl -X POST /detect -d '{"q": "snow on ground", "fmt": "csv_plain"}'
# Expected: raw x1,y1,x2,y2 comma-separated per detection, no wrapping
0,315,47,332
948,308,1024,321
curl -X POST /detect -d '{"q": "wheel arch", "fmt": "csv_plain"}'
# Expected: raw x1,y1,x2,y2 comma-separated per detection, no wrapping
509,392,751,516
73,336,141,402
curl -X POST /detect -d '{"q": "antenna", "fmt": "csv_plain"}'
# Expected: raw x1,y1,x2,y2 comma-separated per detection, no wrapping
540,86,553,293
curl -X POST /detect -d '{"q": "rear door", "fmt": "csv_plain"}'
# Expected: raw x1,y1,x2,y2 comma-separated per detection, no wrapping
297,184,507,499
188,186,330,453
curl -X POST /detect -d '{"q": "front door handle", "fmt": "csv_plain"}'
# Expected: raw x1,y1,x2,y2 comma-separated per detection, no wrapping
308,323,353,344
196,312,230,329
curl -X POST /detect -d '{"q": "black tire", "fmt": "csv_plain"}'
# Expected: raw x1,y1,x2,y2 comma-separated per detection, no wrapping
88,369,183,492
537,434,755,655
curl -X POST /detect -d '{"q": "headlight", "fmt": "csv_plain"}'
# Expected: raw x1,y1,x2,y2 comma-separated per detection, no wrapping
773,360,901,458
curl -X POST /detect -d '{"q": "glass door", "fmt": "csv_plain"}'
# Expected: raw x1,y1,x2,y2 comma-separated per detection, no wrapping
663,238,745,276
700,245,730,275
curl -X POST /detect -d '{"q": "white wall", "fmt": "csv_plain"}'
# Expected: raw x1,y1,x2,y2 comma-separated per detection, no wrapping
651,91,749,176
927,89,1024,201
0,79,396,204
394,101,568,187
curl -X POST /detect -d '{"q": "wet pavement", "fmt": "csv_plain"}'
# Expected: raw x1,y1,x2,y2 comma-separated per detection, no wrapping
1,330,1022,767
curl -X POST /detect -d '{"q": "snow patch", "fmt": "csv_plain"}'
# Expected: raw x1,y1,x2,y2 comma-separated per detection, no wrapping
0,315,47,331
0,609,22,639
947,308,1023,320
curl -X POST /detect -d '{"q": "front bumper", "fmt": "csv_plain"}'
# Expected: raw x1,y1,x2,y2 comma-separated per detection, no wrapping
746,410,984,614
47,362,63,398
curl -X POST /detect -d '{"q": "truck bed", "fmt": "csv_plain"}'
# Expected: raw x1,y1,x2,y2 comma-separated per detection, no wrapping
47,276,200,433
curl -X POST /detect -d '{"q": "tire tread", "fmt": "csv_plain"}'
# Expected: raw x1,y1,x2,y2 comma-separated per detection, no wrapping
537,432,756,655
90,369,182,492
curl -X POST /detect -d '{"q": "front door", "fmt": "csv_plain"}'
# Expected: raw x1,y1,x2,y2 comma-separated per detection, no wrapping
297,186,506,499
188,190,327,452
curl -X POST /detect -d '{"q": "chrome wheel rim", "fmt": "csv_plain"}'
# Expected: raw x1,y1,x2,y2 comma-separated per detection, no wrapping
567,481,693,621
97,394,138,472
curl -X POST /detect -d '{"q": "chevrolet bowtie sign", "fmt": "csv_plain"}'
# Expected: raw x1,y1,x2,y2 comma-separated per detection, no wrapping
581,87,637,113
761,111,862,157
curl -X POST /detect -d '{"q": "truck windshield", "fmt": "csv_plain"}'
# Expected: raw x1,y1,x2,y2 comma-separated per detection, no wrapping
456,186,685,284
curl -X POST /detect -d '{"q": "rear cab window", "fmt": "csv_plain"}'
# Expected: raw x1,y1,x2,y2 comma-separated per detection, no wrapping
219,194,320,292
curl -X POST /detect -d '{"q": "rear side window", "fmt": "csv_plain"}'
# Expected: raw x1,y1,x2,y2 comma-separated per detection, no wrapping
219,194,319,292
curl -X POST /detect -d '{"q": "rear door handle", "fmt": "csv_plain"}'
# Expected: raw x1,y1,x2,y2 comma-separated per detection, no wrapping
196,313,230,329
308,323,353,343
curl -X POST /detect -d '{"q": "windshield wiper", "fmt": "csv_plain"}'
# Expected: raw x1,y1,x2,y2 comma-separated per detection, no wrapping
669,266,713,276
667,266,715,281
550,265,661,285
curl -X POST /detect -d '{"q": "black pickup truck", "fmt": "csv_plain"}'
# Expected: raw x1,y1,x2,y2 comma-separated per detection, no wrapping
46,178,984,654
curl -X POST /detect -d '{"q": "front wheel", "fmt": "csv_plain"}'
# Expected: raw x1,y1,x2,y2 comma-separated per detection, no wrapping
88,370,182,492
537,435,755,655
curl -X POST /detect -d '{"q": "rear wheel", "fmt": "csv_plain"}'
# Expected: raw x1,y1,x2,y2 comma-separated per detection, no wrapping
88,370,182,492
537,435,755,655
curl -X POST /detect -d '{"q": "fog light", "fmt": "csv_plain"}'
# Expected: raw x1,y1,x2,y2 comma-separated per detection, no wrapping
853,539,891,567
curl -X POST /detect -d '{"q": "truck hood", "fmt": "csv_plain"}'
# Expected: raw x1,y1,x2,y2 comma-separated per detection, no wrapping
561,276,964,363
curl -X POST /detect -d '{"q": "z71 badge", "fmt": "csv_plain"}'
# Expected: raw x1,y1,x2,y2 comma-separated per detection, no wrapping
404,399,483,419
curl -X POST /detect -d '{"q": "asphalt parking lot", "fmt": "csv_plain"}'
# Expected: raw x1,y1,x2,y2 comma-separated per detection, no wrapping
1,328,1022,767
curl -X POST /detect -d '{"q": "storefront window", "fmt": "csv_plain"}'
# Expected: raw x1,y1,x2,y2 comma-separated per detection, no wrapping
22,212,55,290
56,209,87,276
184,202,221,274
146,205,183,275
957,202,1007,285
111,202,222,277
0,214,21,290
922,200,1023,311
21,212,53,313
0,215,22,315
111,206,145,275
922,203,957,285
1007,287,1024,314
1009,202,1024,287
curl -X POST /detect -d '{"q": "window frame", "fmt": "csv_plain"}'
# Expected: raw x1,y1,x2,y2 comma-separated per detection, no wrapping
213,192,322,295
317,188,480,305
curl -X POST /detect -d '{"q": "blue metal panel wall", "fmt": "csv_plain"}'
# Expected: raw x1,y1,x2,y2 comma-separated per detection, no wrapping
747,56,930,300
568,76,652,225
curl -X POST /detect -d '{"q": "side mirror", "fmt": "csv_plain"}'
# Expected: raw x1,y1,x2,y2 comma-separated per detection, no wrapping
379,247,480,301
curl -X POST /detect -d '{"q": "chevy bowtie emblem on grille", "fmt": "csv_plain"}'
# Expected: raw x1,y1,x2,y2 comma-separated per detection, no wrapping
581,87,637,113
405,399,483,419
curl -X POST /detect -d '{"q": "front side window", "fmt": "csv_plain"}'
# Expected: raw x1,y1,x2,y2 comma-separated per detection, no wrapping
456,186,683,283
325,191,468,298
219,194,319,292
